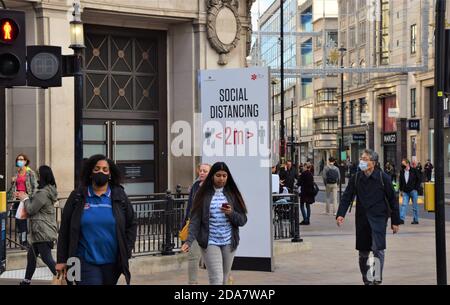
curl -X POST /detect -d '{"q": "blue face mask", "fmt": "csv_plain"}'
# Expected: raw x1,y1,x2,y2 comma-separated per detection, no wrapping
16,160,25,168
359,161,369,171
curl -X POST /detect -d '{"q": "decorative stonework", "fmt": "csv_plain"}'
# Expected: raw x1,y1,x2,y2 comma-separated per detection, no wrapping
206,0,242,65
246,0,255,57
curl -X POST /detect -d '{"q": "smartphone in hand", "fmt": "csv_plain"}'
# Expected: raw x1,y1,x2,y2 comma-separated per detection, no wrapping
222,203,230,209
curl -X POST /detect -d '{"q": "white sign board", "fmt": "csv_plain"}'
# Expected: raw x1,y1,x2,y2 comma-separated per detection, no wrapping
361,112,371,123
199,67,273,271
388,108,400,118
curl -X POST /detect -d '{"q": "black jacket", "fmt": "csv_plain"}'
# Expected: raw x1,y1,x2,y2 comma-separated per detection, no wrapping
337,169,400,251
57,185,137,284
399,167,421,193
297,170,315,204
186,188,247,251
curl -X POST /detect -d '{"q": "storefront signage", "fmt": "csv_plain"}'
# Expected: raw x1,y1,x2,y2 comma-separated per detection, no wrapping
408,119,420,131
352,134,366,141
383,133,397,145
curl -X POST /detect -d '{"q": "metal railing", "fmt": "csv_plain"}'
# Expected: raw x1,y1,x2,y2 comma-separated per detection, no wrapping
272,193,302,242
5,186,302,256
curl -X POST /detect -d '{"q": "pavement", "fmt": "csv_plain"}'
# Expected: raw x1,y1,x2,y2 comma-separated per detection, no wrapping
127,203,450,285
2,201,450,285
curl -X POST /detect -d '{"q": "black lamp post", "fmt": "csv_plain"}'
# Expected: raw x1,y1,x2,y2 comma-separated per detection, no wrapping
69,1,85,188
338,46,346,201
291,98,294,162
271,78,278,123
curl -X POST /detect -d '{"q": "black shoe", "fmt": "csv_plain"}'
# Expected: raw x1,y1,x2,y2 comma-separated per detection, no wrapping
19,280,31,285
411,221,419,225
374,281,382,285
399,220,405,225
300,220,310,225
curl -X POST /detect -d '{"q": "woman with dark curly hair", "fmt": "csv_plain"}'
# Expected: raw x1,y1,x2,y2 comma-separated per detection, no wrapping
56,154,137,285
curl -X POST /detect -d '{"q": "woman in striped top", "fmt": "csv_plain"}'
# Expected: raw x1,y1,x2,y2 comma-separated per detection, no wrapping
181,162,247,285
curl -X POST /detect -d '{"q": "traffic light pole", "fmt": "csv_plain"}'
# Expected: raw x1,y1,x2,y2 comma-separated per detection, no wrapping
73,49,83,188
433,0,447,286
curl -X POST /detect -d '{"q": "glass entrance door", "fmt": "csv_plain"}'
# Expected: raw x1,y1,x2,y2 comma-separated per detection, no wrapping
83,120,156,195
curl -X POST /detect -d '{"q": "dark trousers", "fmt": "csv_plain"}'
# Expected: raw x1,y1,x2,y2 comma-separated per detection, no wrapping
77,258,121,285
358,231,385,285
25,242,57,280
300,203,311,222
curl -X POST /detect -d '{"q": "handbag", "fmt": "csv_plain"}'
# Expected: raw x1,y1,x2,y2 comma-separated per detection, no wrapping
179,219,190,241
52,273,67,285
15,200,28,220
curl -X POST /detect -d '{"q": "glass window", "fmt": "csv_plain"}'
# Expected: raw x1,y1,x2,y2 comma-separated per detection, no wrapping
349,27,356,49
359,98,367,122
316,89,338,105
350,100,355,125
411,24,417,55
411,88,417,118
359,21,366,45
380,0,390,65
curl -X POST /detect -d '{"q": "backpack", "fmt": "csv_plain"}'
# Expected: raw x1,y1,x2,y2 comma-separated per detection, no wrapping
326,167,339,184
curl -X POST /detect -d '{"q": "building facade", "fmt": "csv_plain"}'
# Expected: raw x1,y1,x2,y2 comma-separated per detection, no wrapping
310,0,339,170
337,0,438,172
1,0,254,196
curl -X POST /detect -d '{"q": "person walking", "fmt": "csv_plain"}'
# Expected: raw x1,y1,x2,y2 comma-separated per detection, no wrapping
183,163,211,285
56,154,137,285
297,164,315,225
181,162,247,285
7,153,38,247
336,149,400,285
17,166,58,285
399,159,422,225
319,159,325,175
322,157,340,216
424,160,433,182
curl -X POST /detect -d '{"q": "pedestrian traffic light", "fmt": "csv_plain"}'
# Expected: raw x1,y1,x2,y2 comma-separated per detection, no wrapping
0,10,26,87
27,46,62,88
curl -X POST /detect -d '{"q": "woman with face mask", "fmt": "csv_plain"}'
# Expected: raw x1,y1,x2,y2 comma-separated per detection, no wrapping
17,165,58,285
56,154,137,285
181,162,247,285
7,153,38,247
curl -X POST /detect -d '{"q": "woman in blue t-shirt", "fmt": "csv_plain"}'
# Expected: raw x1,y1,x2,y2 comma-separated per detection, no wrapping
181,162,247,285
56,154,137,285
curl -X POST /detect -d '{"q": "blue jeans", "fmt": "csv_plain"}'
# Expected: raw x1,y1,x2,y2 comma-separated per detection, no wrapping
76,258,120,285
300,203,311,222
400,190,419,222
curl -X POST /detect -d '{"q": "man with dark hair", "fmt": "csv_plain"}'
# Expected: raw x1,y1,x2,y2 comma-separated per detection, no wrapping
285,160,297,193
399,158,421,225
337,149,400,285
322,157,340,215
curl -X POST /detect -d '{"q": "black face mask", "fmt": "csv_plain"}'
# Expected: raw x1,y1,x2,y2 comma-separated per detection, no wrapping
92,172,109,187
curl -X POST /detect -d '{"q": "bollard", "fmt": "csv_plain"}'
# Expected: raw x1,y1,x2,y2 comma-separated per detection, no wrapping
0,192,5,213
291,192,302,243
161,190,175,255
424,182,435,212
